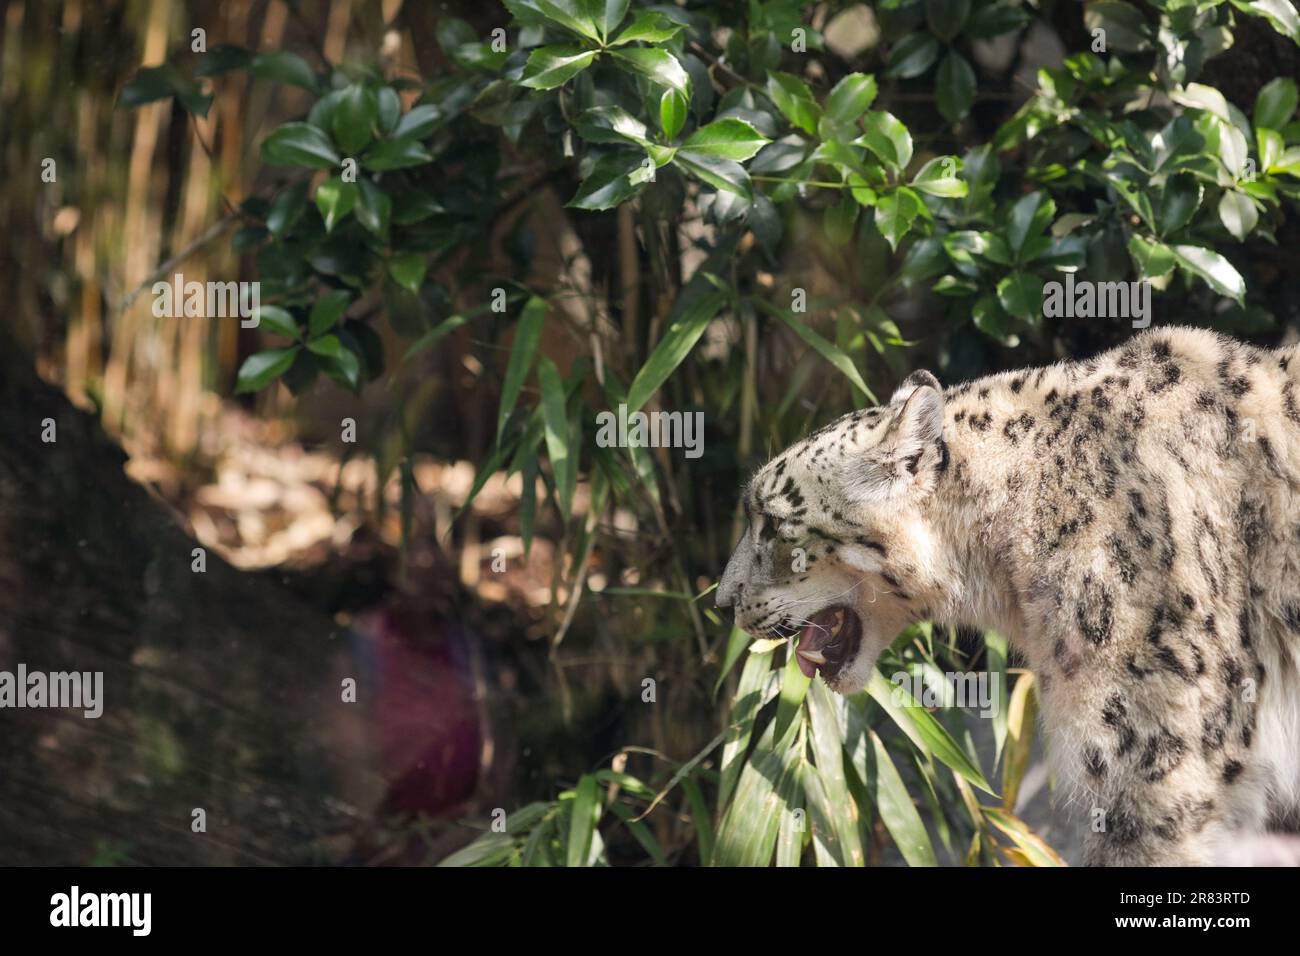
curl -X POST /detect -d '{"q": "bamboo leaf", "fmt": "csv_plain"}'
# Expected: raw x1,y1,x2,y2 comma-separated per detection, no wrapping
1001,671,1038,811
867,730,938,866
498,296,546,435
566,774,601,867
868,670,994,794
625,288,727,412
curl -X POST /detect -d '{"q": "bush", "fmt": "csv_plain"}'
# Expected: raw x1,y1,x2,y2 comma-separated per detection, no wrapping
126,0,1300,866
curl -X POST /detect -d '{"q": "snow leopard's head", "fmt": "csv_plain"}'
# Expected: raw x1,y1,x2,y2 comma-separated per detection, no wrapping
717,370,950,693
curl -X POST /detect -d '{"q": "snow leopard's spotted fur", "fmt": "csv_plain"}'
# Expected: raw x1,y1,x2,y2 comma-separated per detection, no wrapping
717,327,1300,865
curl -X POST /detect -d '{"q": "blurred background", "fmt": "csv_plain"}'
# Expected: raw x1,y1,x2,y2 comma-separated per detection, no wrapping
1,0,1298,866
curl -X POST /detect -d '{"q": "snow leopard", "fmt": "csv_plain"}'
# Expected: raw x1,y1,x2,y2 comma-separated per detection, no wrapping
717,327,1300,865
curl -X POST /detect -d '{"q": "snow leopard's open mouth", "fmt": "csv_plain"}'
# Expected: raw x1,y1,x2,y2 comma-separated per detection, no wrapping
795,606,861,681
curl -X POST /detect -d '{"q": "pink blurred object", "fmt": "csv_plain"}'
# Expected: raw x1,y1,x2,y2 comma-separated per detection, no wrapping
350,604,483,817
1215,833,1300,866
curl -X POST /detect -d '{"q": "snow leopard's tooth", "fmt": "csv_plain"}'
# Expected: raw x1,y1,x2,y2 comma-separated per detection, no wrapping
798,648,827,665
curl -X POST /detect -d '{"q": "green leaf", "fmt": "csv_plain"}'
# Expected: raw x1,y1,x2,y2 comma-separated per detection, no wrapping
874,187,923,251
1001,673,1038,811
613,10,684,45
926,0,971,41
855,111,913,169
309,289,351,338
867,670,993,794
252,305,298,338
356,178,392,237
1170,82,1231,124
972,294,1011,342
196,44,253,78
681,776,715,867
388,253,428,295
986,631,1010,764
682,118,770,161
1083,1,1151,53
967,2,1029,38
911,156,967,197
806,681,866,866
250,51,319,92
333,84,378,156
660,89,688,140
436,832,515,867
1247,0,1300,42
498,296,546,436
1128,234,1176,279
936,52,976,123
403,306,491,361
867,730,938,866
756,299,876,401
715,715,803,867
1254,77,1298,131
566,774,601,867
538,356,574,518
314,178,358,232
392,190,445,225
1258,127,1285,173
1157,173,1202,236
996,272,1044,322
626,288,728,413
848,174,877,206
1005,191,1053,259
535,0,603,42
575,105,650,146
885,32,940,79
261,122,340,169
674,151,752,198
718,650,777,812
1269,145,1300,176
766,72,820,135
520,46,598,90
773,647,811,745
609,48,691,97
266,180,310,238
1172,244,1246,299
607,802,666,865
598,0,631,39
236,346,299,393
821,72,878,132
377,87,401,133
824,196,859,245
306,334,361,390
393,104,440,140
569,151,651,210
120,65,183,107
362,137,433,170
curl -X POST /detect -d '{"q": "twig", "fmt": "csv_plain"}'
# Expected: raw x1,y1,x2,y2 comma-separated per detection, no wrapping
118,213,240,312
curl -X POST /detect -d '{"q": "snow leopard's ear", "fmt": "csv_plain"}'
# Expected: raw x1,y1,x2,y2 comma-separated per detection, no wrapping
884,376,944,470
890,369,942,405
848,372,945,501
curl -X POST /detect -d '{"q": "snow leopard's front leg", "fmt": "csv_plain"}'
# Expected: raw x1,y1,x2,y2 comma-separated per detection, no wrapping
1080,782,1229,865
1074,692,1233,866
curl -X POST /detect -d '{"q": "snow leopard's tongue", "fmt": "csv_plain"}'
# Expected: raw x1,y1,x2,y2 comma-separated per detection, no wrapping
796,607,845,679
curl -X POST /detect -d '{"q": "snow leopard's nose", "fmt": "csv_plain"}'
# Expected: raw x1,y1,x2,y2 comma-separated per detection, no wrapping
717,528,754,609
715,578,741,609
